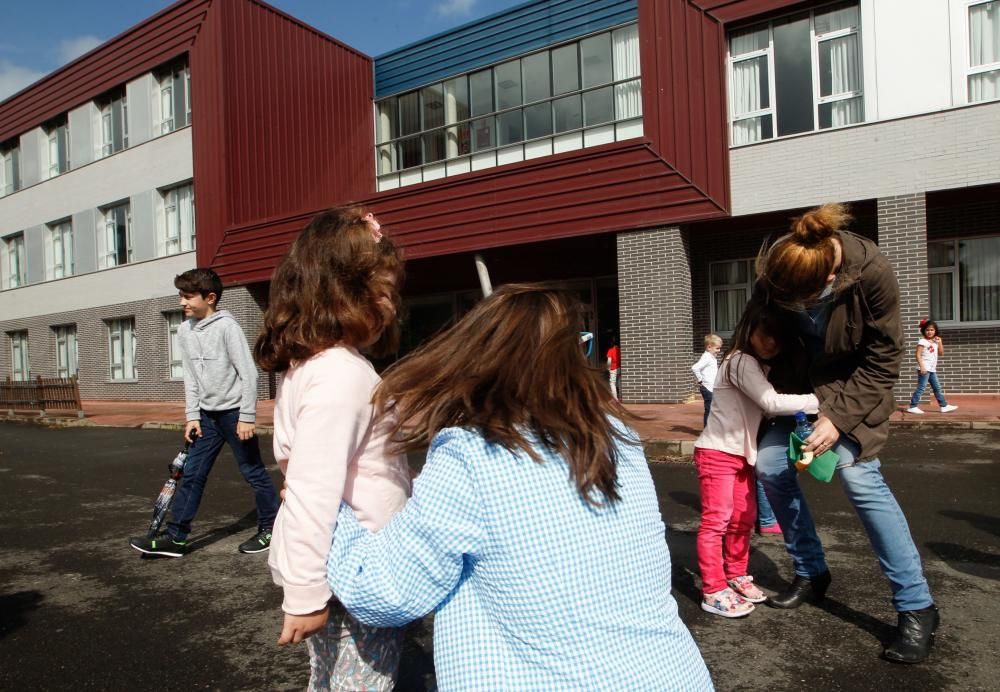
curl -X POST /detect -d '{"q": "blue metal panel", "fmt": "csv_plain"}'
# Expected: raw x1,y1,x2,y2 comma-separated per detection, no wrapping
374,0,638,98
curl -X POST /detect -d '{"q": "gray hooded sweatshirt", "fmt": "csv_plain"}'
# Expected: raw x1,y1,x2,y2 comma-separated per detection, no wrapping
179,309,258,423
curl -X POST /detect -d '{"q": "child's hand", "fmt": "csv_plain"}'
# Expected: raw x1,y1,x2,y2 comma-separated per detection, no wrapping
919,369,928,375
278,607,329,645
185,421,202,443
237,422,256,440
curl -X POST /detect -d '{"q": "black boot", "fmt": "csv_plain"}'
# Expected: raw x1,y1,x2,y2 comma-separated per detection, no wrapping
766,570,832,609
883,606,939,664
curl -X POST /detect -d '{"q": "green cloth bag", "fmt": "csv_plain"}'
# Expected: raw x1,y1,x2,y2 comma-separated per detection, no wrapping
788,432,840,483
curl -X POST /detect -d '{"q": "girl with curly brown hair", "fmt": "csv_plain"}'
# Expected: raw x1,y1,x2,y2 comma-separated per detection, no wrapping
255,207,411,691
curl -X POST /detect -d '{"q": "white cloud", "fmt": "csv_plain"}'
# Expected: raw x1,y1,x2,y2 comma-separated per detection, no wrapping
433,0,477,16
0,59,46,102
57,35,104,66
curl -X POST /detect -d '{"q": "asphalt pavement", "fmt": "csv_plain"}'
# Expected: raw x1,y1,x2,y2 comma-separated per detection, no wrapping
0,423,997,691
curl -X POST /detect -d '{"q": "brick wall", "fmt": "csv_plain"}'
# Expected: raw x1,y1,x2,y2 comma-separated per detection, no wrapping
0,283,272,401
877,194,929,402
616,226,692,402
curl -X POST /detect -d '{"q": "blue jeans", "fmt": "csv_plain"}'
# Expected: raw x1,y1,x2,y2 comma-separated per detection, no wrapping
909,371,948,408
167,408,280,541
699,386,713,427
756,480,778,528
755,417,933,612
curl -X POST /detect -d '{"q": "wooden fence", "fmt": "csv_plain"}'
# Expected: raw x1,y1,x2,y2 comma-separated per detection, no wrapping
1,376,83,416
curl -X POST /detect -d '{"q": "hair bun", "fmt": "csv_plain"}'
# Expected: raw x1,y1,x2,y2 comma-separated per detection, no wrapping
791,203,851,245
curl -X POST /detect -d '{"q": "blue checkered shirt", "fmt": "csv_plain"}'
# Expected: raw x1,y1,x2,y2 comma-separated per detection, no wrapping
327,425,713,691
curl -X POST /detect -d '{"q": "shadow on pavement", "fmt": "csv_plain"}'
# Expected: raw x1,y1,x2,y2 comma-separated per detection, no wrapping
668,490,701,513
186,510,260,553
939,510,1000,538
0,591,44,641
926,542,1000,581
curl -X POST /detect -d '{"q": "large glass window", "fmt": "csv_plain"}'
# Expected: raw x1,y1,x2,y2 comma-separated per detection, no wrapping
9,331,29,381
710,259,754,334
158,62,192,134
1,144,20,197
969,0,1000,102
3,233,26,289
162,183,195,256
728,2,863,145
166,312,184,378
101,203,132,269
928,237,1000,323
99,88,129,157
108,318,137,381
54,325,78,378
374,23,642,184
46,116,70,178
47,221,74,280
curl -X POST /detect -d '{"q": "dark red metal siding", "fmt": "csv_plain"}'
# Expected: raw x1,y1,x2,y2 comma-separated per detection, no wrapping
205,0,802,285
0,0,210,143
193,0,375,268
694,0,811,23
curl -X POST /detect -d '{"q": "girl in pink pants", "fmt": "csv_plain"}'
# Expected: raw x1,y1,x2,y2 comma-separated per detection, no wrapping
693,299,818,618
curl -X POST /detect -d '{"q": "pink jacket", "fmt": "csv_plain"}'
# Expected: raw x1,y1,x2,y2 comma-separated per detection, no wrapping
694,351,819,466
268,346,411,615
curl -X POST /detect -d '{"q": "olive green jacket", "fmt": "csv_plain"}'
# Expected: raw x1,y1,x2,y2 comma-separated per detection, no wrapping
765,231,903,460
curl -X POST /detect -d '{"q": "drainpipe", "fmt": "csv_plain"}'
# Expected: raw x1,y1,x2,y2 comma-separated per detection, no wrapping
474,253,492,298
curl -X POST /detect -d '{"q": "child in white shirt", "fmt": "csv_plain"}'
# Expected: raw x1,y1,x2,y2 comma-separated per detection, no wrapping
907,319,958,414
692,334,722,427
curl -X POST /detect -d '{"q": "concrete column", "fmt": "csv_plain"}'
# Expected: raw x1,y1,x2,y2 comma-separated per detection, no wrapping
616,226,693,403
877,193,928,402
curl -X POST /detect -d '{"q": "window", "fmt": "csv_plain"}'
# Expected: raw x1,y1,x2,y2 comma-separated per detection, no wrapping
45,220,74,280
969,0,1000,102
9,331,29,381
728,2,863,145
158,62,192,134
1,143,19,196
107,318,137,381
928,237,1000,323
710,259,754,334
3,233,26,289
101,203,132,269
45,116,70,178
162,183,195,255
54,325,78,378
99,88,129,157
166,312,184,378
374,23,642,186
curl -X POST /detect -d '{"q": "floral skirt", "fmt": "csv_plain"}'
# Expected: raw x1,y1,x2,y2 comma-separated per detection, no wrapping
306,600,403,692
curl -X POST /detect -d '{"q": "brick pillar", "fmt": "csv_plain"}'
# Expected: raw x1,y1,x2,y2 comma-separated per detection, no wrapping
877,194,928,402
616,226,693,403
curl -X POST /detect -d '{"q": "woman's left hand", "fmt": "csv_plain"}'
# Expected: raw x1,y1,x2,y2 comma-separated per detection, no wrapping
804,416,840,456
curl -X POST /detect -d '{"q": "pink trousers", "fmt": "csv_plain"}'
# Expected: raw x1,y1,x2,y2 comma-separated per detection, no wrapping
694,447,757,594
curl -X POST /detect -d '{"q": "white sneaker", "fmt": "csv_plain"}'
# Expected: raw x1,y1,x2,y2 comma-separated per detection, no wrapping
906,406,924,414
940,404,958,413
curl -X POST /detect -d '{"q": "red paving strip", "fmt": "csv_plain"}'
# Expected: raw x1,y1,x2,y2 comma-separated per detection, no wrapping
5,394,998,442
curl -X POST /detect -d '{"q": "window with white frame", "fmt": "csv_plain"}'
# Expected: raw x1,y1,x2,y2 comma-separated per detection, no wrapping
969,0,1000,102
157,62,192,134
46,220,74,280
9,331,29,381
928,236,1000,323
728,1,863,146
162,183,195,256
3,233,26,289
374,23,642,189
99,88,129,157
46,116,70,178
54,325,78,378
100,203,132,269
710,259,755,334
166,312,184,378
1,143,20,196
107,318,137,381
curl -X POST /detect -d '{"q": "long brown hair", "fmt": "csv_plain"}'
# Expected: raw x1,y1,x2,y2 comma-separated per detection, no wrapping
376,283,638,506
255,207,404,372
756,202,852,307
724,295,798,387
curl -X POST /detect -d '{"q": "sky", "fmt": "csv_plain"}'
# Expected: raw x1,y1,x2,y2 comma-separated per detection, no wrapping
0,0,527,101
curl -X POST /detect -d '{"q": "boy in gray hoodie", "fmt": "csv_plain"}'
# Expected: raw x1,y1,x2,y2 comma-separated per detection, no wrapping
129,269,279,557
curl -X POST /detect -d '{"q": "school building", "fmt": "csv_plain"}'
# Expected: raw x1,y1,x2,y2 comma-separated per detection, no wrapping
1,0,998,403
